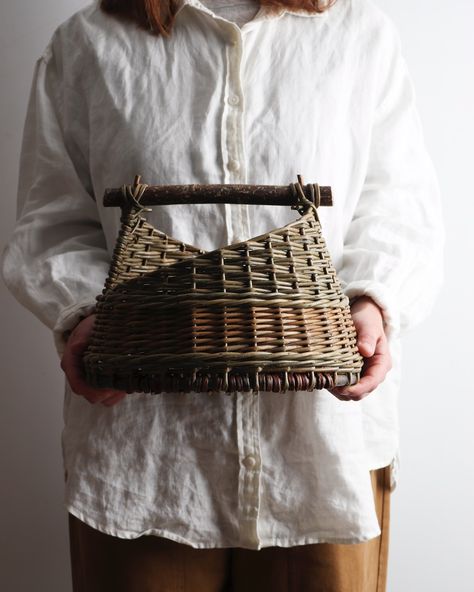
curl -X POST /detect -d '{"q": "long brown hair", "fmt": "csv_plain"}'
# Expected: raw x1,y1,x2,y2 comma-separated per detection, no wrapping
100,0,336,38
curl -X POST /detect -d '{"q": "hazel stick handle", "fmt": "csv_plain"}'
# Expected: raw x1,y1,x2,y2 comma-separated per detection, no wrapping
103,183,333,208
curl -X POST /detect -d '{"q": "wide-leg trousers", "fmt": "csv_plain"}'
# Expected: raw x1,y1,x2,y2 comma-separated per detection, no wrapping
68,464,391,592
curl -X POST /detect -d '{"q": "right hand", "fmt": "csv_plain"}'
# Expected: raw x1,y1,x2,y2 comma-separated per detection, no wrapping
326,296,392,402
60,313,128,407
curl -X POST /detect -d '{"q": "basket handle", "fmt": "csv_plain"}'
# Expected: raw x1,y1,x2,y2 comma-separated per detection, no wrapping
102,174,333,210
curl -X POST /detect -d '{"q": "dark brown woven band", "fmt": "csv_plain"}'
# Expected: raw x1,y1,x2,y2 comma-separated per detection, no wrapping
85,367,359,395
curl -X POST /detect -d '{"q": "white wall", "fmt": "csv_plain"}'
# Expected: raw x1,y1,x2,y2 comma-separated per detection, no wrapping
375,2,474,590
0,4,92,590
0,1,472,590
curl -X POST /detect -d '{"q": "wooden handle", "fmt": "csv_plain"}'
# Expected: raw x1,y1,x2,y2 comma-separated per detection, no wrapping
103,182,333,208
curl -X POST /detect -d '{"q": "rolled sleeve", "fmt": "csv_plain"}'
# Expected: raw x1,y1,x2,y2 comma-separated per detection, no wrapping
1,43,110,359
338,19,445,340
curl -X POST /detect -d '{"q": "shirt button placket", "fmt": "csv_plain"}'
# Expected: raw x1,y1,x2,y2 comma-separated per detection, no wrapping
222,27,261,549
222,27,247,245
236,391,262,549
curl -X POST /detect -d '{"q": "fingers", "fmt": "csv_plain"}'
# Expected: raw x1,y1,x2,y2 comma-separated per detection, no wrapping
100,392,128,407
63,354,126,404
327,295,391,402
60,317,127,407
329,335,392,402
66,362,124,404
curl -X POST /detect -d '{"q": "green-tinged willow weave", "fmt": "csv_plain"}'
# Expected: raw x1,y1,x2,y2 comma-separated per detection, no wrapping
82,176,364,394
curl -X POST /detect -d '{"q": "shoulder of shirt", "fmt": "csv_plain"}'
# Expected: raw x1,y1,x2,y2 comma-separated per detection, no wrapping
39,0,126,65
36,0,402,65
331,0,401,50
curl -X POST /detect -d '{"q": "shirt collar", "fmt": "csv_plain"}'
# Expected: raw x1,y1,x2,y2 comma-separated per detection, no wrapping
175,0,329,22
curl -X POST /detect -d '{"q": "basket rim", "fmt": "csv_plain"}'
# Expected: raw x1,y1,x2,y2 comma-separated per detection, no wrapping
134,203,318,260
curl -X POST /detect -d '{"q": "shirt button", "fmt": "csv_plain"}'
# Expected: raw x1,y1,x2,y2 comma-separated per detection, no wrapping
228,159,241,172
242,455,257,469
228,94,240,106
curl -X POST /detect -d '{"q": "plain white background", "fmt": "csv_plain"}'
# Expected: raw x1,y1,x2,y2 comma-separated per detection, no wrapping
0,1,472,590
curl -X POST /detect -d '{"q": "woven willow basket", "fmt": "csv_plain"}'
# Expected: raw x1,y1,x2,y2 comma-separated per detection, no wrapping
82,174,363,394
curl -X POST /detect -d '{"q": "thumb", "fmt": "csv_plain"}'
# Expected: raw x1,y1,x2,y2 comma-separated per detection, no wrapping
69,338,89,356
357,333,377,357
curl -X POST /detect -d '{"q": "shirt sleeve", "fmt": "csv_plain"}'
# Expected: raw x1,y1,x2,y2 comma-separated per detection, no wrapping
0,44,111,359
337,18,445,340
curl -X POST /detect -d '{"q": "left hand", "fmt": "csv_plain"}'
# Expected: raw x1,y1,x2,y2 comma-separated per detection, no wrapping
327,296,392,402
60,313,128,407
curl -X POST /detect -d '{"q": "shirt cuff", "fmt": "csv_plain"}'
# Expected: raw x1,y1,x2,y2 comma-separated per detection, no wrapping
341,280,401,340
52,300,97,358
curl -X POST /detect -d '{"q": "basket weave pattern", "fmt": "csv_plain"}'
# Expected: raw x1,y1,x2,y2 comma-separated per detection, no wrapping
83,177,363,394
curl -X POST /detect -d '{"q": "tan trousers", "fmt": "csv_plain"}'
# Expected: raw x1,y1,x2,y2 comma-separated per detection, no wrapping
68,464,391,592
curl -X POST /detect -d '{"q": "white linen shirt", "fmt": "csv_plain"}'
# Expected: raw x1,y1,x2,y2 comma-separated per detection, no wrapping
1,0,445,549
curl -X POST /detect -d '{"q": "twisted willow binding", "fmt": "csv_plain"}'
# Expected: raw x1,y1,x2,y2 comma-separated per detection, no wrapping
82,175,363,394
